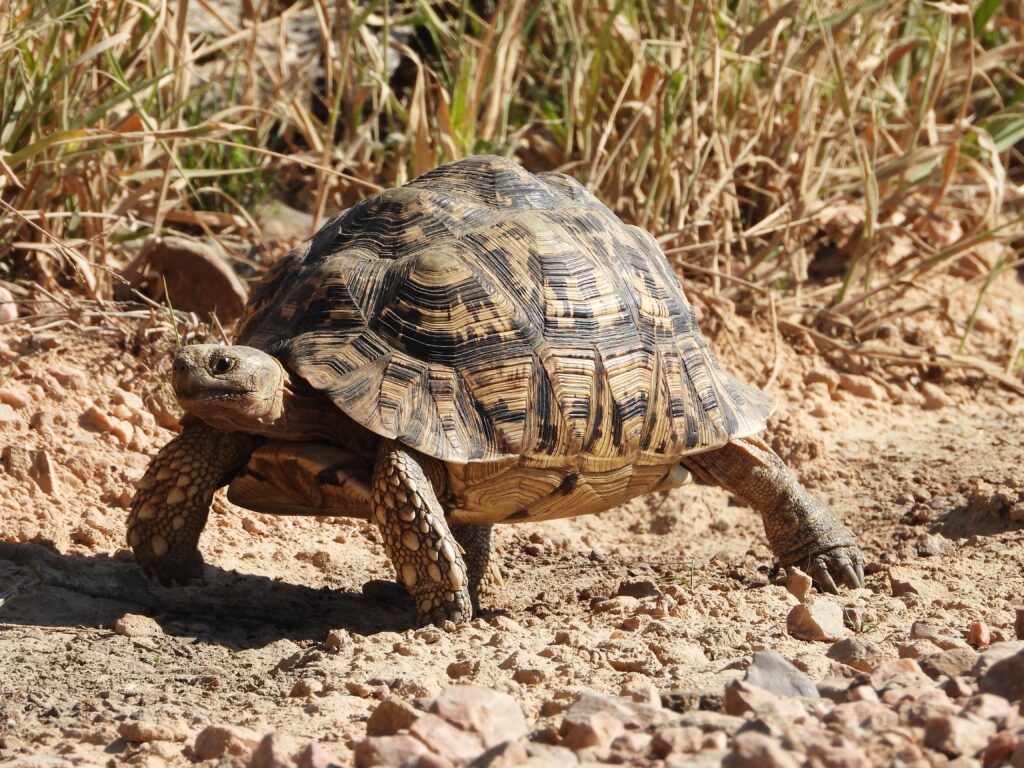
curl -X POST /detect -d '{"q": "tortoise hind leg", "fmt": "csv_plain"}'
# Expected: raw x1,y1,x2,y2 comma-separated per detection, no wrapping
451,524,503,611
372,440,471,626
681,434,865,592
128,420,257,584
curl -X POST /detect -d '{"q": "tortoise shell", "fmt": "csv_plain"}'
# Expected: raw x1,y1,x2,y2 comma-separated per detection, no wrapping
236,155,774,465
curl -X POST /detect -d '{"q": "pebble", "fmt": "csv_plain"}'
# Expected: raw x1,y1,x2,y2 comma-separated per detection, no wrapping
191,724,261,760
722,731,801,768
920,382,949,410
649,726,703,757
744,650,820,698
250,732,303,768
977,644,1024,702
921,648,980,680
826,637,885,672
967,621,992,649
296,741,344,768
0,403,21,424
787,598,846,642
124,235,248,323
923,715,996,757
0,286,17,323
0,388,30,409
409,713,484,764
785,568,813,601
430,685,528,748
117,719,188,743
289,679,324,697
559,709,624,751
838,373,886,401
889,567,930,597
113,613,162,638
1017,609,1024,641
366,698,420,737
353,735,433,768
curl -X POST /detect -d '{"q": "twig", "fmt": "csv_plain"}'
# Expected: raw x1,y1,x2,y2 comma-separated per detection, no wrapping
778,319,1024,396
0,571,41,609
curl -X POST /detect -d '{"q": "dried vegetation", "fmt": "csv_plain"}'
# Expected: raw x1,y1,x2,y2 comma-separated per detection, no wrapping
0,0,1022,385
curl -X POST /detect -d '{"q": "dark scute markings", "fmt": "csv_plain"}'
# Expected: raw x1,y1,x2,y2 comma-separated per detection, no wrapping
557,471,579,495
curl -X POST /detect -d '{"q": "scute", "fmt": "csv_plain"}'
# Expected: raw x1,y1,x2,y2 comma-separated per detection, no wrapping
237,155,775,464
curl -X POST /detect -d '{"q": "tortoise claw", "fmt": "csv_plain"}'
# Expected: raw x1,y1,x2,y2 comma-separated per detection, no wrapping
799,545,865,594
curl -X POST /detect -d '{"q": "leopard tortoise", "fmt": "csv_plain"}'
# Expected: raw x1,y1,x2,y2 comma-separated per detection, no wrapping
128,155,864,626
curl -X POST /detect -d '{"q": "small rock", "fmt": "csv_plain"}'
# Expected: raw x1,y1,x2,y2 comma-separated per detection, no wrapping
977,645,1024,702
0,388,30,409
618,677,661,708
744,650,820,698
826,637,884,673
82,404,117,433
122,235,248,323
921,382,949,410
409,713,485,764
354,735,433,768
968,621,992,649
296,741,344,768
941,677,976,699
724,680,804,718
983,731,1017,767
559,690,668,732
616,580,660,599
649,727,703,757
429,685,527,749
910,621,961,650
559,709,624,751
787,598,846,642
366,698,420,737
889,567,930,597
471,740,578,767
785,568,813,602
869,658,930,688
916,533,947,557
251,733,304,768
722,731,801,768
1016,608,1024,641
923,715,996,757
0,286,17,323
29,411,54,431
289,679,324,698
838,373,885,401
48,365,84,386
117,719,187,743
446,661,476,679
113,613,162,637
192,724,262,760
0,403,20,424
921,648,980,680
961,693,1012,724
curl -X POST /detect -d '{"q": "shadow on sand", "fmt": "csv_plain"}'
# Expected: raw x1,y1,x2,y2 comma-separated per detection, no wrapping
0,541,418,649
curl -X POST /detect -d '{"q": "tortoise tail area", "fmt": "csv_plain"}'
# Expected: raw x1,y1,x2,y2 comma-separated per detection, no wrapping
712,365,777,441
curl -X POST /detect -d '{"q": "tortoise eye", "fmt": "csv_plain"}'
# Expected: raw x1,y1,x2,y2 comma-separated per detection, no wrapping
211,355,234,374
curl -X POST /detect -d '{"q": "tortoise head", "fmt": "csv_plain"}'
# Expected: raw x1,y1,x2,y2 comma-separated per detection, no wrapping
172,344,287,432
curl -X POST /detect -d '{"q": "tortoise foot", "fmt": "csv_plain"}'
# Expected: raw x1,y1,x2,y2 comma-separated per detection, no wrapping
795,544,865,593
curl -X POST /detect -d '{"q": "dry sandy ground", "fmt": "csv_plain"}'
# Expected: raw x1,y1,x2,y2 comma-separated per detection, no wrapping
0,275,1022,767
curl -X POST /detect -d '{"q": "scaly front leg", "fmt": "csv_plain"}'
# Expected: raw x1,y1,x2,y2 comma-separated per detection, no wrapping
683,434,865,592
372,440,471,626
128,419,257,584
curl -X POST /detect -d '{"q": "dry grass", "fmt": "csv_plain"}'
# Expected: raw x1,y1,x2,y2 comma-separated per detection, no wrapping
1,0,1022,381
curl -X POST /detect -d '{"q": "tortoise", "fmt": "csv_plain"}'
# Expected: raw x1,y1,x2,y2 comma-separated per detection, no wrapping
127,155,864,626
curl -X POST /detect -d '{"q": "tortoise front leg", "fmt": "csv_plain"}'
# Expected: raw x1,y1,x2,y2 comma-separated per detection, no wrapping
372,440,471,626
128,420,257,584
682,434,865,592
